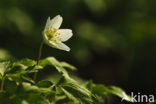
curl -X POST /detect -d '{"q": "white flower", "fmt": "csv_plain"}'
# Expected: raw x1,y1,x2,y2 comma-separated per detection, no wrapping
43,15,73,51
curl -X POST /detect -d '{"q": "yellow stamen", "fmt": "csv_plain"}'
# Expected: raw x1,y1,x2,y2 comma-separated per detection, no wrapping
45,27,62,44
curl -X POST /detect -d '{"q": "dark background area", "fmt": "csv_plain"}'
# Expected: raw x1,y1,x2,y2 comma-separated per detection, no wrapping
0,0,156,103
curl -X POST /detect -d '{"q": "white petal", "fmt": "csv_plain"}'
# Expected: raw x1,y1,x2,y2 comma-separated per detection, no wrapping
55,42,70,51
44,37,57,48
43,35,70,52
50,15,63,29
47,41,58,48
43,32,49,44
58,29,73,42
45,17,51,30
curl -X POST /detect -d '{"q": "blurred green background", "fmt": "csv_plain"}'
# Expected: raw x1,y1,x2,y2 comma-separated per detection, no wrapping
0,0,156,103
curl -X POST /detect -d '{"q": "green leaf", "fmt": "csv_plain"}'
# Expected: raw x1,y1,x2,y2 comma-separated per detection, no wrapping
107,86,133,102
45,91,56,103
60,87,79,103
6,73,34,84
39,57,59,68
11,59,42,74
22,82,55,95
0,61,13,77
22,82,42,92
92,84,108,98
36,80,53,88
25,65,43,73
59,76,94,104
60,62,77,71
21,75,34,84
85,80,93,90
40,57,70,78
93,84,133,102
20,58,36,66
40,57,95,103
39,57,76,74
6,61,42,81
21,82,56,103
8,63,27,74
55,96,73,104
22,92,50,104
17,59,43,73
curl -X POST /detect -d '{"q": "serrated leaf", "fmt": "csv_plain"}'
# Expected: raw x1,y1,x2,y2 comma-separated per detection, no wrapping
60,76,94,104
0,61,13,77
93,84,133,102
10,59,43,74
6,73,34,84
40,57,70,78
22,82,55,94
20,58,36,66
23,92,50,104
25,65,43,73
55,95,72,104
7,61,43,81
17,59,43,73
37,80,53,88
60,62,77,71
21,82,55,103
93,84,108,98
39,57,95,103
39,57,59,68
85,80,93,90
9,63,27,74
60,87,79,103
21,76,34,84
107,86,133,102
45,91,56,103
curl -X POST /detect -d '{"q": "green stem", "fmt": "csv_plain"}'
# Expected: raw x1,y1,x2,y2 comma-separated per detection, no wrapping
37,40,44,65
1,77,5,91
33,40,44,81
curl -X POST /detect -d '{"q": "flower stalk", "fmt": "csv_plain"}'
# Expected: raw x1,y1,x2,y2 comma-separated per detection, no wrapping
33,40,44,81
37,40,44,65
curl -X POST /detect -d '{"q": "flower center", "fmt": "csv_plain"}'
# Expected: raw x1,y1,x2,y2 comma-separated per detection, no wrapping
45,26,62,44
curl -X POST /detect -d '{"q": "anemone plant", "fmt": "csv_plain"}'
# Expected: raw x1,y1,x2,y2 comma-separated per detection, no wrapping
0,15,136,104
